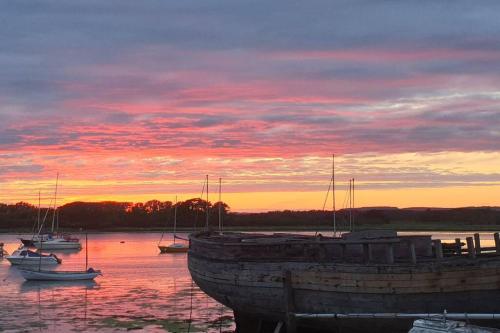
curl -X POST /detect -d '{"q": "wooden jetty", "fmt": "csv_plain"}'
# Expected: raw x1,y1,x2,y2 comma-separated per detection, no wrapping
188,231,500,333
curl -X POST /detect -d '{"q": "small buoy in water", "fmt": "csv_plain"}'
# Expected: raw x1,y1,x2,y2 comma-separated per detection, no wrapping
120,241,125,243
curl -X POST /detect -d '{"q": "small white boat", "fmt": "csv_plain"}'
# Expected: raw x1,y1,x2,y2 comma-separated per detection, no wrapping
33,234,81,250
158,196,190,254
5,248,61,266
159,242,189,253
18,268,102,281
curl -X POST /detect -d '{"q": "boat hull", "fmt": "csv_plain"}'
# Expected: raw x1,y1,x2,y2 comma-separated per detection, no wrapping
20,238,35,247
34,241,81,250
19,269,100,281
158,245,189,253
189,254,500,316
188,232,500,332
6,257,59,265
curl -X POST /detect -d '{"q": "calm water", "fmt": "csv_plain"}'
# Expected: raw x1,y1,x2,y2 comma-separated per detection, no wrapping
0,232,234,332
0,232,496,332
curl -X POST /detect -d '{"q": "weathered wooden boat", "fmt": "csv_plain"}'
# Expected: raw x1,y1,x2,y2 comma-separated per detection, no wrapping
188,230,500,333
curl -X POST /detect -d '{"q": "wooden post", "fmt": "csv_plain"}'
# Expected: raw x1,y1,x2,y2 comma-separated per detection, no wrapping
283,271,296,333
455,238,462,255
474,233,481,255
495,233,500,254
466,237,476,259
433,240,443,261
386,243,394,264
409,241,417,264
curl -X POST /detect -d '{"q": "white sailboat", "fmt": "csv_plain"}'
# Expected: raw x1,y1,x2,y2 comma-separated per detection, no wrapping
19,234,101,281
158,196,189,253
33,174,81,250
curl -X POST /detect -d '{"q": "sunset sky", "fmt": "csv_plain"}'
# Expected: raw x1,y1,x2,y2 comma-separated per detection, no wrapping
1,1,499,211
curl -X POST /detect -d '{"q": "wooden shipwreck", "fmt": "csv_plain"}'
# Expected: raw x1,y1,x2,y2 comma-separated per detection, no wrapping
188,230,500,332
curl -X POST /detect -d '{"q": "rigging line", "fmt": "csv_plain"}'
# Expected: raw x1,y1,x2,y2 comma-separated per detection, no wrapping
194,179,207,231
322,175,333,211
37,198,54,235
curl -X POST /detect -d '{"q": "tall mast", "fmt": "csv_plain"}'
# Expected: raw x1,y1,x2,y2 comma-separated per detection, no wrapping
218,178,222,234
51,173,59,233
37,190,41,233
352,178,355,232
349,179,352,232
173,196,178,244
205,175,209,229
332,154,336,237
85,233,88,271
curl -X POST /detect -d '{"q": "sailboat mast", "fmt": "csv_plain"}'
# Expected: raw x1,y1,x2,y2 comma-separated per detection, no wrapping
173,196,178,244
349,179,352,232
85,233,88,270
37,190,41,233
332,155,336,237
51,173,59,233
205,175,209,229
218,178,222,234
38,236,42,272
352,178,355,232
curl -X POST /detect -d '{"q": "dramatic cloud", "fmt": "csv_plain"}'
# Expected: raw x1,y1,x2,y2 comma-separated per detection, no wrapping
1,1,499,209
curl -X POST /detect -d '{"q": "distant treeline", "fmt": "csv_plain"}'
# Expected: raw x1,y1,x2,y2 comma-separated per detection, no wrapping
1,200,500,231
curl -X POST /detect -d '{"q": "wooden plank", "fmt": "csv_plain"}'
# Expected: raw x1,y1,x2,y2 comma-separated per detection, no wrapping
363,243,370,263
385,243,394,264
283,270,296,333
409,241,417,264
433,240,443,261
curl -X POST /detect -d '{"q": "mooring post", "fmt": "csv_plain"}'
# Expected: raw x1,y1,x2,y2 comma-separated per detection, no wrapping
433,240,443,261
474,233,481,255
495,233,500,254
409,241,417,264
455,238,462,255
283,270,297,333
466,237,476,259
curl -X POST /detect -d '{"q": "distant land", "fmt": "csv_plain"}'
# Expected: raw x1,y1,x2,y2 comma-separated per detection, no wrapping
1,200,500,232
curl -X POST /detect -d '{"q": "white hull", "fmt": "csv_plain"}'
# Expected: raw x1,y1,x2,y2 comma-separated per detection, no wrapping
6,257,59,265
19,269,101,281
34,240,81,250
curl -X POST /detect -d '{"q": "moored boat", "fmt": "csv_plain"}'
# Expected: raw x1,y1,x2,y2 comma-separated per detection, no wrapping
18,267,101,281
33,233,82,250
5,247,61,266
188,230,500,333
159,243,189,253
158,195,189,254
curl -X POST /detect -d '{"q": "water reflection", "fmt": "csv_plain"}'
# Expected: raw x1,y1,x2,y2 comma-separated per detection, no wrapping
1,231,494,332
0,232,235,332
19,280,98,293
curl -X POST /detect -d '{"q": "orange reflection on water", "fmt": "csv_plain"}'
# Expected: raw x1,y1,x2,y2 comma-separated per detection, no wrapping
0,232,233,332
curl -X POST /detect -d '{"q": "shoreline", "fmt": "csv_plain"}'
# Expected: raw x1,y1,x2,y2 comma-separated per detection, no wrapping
2,224,499,234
